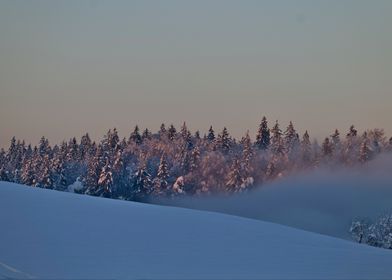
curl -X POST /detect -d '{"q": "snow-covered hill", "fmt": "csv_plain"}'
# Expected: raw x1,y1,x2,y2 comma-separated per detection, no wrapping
1,182,392,279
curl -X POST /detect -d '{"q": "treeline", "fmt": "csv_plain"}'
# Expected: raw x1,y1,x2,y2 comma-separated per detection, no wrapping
0,117,391,201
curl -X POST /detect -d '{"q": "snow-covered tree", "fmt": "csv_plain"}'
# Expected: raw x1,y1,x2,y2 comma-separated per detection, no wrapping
322,138,333,158
359,136,371,163
301,131,312,165
270,121,284,157
97,159,113,198
131,163,153,201
153,155,169,195
207,126,215,142
226,159,244,192
129,126,142,145
216,127,231,154
168,124,177,141
255,116,270,150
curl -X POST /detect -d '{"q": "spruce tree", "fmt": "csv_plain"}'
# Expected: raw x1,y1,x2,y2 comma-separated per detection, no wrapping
284,121,298,153
153,155,169,195
207,126,215,142
322,137,333,158
216,127,231,154
301,131,312,164
142,128,152,140
97,159,113,198
359,134,371,163
131,163,153,201
129,125,142,145
168,124,177,141
255,116,270,150
159,123,167,139
226,159,243,192
190,146,201,172
242,131,253,177
271,121,284,156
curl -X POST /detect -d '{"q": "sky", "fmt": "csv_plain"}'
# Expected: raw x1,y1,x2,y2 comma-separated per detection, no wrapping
0,0,391,148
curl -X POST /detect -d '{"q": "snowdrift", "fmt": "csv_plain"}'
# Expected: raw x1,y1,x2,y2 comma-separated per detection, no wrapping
1,182,392,279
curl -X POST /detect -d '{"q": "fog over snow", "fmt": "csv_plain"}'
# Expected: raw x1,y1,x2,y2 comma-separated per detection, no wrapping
157,154,392,239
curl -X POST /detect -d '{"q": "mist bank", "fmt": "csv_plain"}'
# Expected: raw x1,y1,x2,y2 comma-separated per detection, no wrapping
155,154,392,239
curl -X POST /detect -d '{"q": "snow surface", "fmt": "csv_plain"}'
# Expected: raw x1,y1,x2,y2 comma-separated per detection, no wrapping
1,182,392,279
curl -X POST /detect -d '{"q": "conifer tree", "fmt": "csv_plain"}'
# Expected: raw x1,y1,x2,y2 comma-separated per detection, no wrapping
153,155,169,195
359,134,371,163
190,146,201,172
131,163,153,201
142,128,152,140
301,131,312,164
80,133,92,159
194,130,201,140
207,126,215,142
180,122,189,139
271,121,284,156
159,123,167,139
284,121,298,154
129,126,142,145
265,160,276,180
216,127,231,154
242,131,253,177
226,159,243,192
322,138,333,158
97,159,113,198
255,116,270,150
168,124,177,141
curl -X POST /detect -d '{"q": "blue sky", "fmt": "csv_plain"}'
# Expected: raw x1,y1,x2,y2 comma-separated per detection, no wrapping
0,0,391,147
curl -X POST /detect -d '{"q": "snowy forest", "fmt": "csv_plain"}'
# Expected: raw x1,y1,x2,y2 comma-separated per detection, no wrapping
1,117,391,201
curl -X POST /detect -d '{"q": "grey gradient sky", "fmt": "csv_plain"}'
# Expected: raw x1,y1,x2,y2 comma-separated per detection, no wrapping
1,0,391,148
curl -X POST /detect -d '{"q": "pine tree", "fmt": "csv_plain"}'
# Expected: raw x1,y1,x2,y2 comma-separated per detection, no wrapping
80,133,92,159
21,158,35,186
131,163,153,201
129,125,142,145
242,131,253,177
271,121,284,156
153,155,169,195
322,137,333,158
84,145,105,195
67,137,79,162
180,122,189,139
301,131,312,164
190,146,201,172
159,123,167,139
97,159,113,198
52,155,68,191
345,125,359,164
142,128,152,140
207,126,215,142
112,149,129,198
255,116,270,150
359,135,371,163
331,129,341,147
216,127,231,153
265,160,277,180
284,121,298,155
226,159,243,192
194,130,201,140
168,124,177,141
38,136,50,157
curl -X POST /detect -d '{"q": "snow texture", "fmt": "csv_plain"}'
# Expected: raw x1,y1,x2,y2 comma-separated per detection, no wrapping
1,182,392,279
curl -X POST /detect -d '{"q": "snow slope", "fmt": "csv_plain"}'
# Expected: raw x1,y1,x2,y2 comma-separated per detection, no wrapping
1,182,392,279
